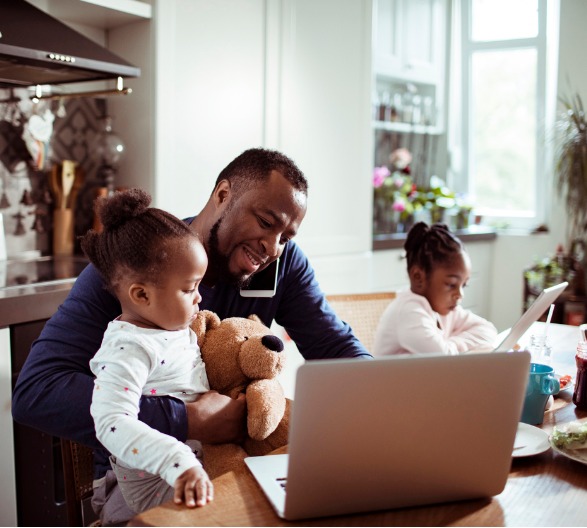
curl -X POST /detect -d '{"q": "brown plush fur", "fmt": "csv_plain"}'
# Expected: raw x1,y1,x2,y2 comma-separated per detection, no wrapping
191,310,291,478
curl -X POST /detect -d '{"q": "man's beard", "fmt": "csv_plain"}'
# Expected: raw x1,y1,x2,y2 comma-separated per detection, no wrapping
208,217,252,289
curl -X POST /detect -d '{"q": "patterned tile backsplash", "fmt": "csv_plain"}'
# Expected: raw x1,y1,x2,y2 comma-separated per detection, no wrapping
0,87,109,257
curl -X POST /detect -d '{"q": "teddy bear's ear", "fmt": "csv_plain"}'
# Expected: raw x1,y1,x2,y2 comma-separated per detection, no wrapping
247,314,263,325
191,310,221,340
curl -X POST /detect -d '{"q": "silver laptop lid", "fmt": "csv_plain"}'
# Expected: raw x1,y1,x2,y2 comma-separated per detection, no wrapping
282,352,530,520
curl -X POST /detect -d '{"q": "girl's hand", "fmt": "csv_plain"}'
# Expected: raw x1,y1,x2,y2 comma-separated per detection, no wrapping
173,466,214,507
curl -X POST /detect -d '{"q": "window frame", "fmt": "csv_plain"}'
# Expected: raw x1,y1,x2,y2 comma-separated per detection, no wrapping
448,0,560,231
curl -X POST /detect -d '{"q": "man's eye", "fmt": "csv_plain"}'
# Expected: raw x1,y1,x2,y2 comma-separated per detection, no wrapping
258,217,271,228
184,288,196,294
280,236,290,245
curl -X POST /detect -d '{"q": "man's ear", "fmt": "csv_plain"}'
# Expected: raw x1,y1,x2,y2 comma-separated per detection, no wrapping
128,283,150,306
212,179,232,208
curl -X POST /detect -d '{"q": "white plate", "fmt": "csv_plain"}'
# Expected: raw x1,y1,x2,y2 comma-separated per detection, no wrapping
512,422,551,457
555,373,574,392
550,441,587,465
549,418,587,465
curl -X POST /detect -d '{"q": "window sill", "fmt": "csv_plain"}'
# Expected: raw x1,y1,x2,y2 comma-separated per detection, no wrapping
373,225,498,251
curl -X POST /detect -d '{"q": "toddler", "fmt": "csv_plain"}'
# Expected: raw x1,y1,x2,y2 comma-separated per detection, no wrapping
81,188,213,514
373,222,497,356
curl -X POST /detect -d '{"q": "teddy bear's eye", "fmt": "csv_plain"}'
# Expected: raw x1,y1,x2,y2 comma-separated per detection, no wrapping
243,336,249,341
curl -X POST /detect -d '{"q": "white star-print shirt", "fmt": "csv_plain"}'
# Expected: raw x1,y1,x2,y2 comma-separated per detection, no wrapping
90,319,209,488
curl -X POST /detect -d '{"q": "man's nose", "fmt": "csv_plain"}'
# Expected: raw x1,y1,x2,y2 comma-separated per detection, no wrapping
261,233,280,257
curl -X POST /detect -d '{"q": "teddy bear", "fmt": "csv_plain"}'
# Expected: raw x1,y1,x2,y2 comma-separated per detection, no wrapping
191,310,292,478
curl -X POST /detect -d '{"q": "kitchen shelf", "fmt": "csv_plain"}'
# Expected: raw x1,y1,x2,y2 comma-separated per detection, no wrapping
372,120,442,135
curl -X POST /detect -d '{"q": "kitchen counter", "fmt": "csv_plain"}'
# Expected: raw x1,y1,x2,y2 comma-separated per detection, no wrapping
372,225,497,250
0,256,88,327
1,255,88,526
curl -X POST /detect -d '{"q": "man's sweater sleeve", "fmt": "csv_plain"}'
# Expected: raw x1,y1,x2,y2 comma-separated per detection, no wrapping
11,264,188,451
275,243,372,360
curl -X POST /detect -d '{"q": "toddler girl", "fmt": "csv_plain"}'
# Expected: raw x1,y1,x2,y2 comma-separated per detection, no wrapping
81,188,213,514
373,222,497,356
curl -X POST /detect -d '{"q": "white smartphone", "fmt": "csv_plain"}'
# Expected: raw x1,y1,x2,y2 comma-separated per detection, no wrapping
240,258,279,298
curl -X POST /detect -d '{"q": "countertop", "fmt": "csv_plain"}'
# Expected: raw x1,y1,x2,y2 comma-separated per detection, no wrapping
373,225,497,250
0,256,88,327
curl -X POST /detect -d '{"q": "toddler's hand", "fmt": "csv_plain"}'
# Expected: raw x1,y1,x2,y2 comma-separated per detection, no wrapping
173,466,214,507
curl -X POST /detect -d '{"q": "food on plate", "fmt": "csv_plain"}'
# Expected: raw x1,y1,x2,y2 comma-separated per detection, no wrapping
551,420,587,450
559,374,572,389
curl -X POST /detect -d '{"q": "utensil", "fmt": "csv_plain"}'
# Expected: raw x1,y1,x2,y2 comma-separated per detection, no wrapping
50,164,62,208
61,160,77,210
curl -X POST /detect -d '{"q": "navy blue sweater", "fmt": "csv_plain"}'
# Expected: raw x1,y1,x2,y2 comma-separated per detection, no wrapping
12,237,370,477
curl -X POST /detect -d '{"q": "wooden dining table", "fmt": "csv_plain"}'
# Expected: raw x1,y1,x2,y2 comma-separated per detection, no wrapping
128,322,587,527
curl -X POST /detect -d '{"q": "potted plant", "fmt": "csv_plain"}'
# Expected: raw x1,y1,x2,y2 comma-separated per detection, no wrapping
554,93,587,293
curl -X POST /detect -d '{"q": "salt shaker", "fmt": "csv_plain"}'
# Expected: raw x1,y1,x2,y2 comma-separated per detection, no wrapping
572,324,587,410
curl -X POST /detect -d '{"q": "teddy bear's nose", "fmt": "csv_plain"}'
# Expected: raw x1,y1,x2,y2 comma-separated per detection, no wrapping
262,334,284,353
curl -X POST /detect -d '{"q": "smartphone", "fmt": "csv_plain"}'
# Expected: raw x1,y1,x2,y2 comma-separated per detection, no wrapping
240,258,279,298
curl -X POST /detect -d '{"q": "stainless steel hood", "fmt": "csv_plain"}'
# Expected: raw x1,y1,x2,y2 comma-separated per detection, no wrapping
0,0,140,88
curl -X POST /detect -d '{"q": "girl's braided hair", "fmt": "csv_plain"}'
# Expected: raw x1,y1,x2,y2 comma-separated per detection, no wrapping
404,222,464,274
80,188,195,293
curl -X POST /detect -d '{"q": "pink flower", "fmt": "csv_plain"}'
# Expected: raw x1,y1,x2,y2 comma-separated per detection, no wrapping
389,148,412,170
393,176,404,188
372,166,390,188
392,197,406,212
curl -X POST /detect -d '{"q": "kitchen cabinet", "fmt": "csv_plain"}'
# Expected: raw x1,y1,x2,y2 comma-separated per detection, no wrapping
37,1,374,290
374,0,447,85
372,0,449,133
0,327,17,527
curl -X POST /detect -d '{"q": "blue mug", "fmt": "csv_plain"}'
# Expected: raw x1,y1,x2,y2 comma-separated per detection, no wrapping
520,363,560,425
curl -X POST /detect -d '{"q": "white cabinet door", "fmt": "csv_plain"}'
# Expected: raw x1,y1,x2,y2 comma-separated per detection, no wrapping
374,0,447,84
271,0,373,257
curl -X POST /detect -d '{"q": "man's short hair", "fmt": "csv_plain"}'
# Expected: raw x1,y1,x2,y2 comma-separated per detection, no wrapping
214,148,308,197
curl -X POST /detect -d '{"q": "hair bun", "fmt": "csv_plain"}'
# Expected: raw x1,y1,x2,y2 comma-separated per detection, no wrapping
97,188,152,231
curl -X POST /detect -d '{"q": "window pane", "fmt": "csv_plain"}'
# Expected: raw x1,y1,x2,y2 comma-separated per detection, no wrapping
472,0,538,41
470,48,536,215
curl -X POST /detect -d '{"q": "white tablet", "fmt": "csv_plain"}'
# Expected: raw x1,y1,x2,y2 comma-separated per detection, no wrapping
495,281,568,351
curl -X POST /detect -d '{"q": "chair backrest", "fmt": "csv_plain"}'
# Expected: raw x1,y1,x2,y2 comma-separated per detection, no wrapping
60,438,96,526
326,292,396,353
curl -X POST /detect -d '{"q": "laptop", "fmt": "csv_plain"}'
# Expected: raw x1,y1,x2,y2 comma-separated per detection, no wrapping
494,281,568,351
245,351,530,521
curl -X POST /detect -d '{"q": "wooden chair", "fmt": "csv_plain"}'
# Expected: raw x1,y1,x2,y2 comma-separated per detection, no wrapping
60,438,97,526
326,292,396,353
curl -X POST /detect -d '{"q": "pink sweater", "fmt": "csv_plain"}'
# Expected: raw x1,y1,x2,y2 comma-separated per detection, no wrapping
372,289,498,356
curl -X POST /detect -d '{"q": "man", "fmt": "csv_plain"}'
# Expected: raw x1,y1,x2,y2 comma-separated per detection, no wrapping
12,148,371,524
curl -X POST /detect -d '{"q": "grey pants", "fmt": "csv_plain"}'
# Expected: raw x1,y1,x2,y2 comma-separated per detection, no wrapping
91,457,174,526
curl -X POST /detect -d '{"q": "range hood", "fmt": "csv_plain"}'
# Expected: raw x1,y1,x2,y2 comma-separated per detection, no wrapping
0,0,140,88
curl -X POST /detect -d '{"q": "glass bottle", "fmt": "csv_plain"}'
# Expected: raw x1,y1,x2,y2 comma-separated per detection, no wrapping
572,325,587,410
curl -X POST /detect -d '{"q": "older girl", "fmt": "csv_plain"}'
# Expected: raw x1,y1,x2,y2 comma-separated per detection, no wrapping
373,222,497,356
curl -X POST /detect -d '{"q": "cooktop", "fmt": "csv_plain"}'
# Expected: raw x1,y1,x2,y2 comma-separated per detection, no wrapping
0,256,89,290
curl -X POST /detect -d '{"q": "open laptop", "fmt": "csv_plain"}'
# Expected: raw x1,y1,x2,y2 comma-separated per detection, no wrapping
245,351,530,521
494,281,568,351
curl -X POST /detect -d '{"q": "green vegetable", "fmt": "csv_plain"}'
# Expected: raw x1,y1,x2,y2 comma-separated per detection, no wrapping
552,421,587,449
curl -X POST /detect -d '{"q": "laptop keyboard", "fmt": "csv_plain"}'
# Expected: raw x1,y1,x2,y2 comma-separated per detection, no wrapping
276,477,287,492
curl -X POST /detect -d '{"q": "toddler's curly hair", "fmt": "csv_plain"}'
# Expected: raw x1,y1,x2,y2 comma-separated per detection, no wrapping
80,188,196,293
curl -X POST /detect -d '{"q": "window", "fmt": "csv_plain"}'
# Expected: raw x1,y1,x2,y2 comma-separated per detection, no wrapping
449,0,559,230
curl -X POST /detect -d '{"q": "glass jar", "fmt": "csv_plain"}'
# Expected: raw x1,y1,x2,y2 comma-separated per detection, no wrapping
573,339,587,410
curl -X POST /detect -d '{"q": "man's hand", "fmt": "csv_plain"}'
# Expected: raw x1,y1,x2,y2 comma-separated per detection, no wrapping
186,390,247,443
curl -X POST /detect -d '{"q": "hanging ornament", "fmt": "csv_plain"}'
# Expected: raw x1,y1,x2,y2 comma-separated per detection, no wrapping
0,190,9,208
13,211,26,235
20,189,34,206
